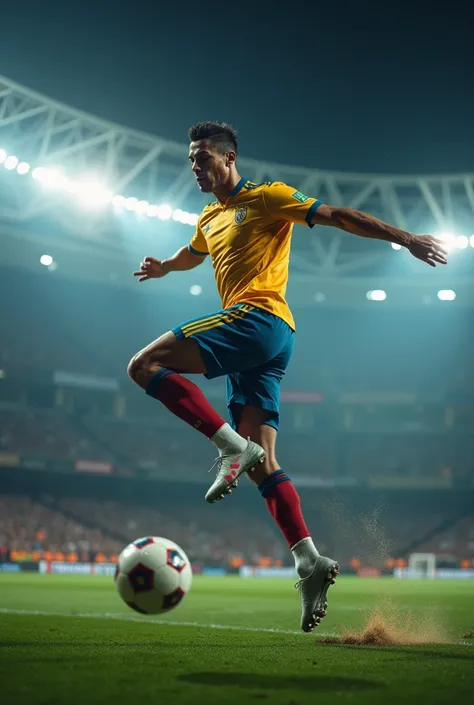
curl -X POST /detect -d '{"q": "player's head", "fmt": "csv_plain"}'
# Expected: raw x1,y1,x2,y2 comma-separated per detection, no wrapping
188,121,238,193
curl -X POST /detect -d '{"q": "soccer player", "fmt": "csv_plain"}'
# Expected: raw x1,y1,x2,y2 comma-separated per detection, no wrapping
128,122,448,632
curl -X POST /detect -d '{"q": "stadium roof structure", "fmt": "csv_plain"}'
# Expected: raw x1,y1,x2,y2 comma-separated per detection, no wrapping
0,74,472,308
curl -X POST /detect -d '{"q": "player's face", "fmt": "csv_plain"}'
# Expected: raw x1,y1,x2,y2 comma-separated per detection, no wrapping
189,140,232,193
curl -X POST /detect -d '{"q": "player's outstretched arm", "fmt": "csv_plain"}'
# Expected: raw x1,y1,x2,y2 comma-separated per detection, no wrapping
311,204,448,268
133,247,206,282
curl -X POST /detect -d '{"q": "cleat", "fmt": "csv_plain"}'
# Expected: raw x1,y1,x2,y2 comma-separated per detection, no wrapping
295,556,339,633
205,438,265,504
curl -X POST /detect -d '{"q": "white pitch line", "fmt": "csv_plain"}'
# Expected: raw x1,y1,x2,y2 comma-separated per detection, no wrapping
0,607,322,636
0,608,472,646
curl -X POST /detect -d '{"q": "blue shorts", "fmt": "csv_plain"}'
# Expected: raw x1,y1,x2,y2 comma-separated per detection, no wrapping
172,303,294,430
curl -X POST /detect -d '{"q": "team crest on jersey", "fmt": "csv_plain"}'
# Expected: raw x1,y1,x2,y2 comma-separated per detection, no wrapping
234,206,247,224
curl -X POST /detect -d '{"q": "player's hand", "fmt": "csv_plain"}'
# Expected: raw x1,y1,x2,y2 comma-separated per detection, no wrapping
133,256,168,282
407,235,448,267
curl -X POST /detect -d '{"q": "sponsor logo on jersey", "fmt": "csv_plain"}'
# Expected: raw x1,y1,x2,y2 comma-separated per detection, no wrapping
291,190,309,203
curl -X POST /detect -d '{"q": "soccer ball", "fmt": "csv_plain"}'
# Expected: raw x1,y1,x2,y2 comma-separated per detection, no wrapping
115,536,193,614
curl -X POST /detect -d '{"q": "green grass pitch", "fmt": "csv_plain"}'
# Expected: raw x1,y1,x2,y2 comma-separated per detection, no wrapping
1,573,473,704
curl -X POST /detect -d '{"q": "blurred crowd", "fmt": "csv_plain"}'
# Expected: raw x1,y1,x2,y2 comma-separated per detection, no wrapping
0,495,284,567
0,496,120,559
1,407,473,482
1,494,472,568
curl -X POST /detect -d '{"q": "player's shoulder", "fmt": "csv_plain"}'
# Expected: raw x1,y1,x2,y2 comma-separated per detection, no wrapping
261,180,292,191
202,201,218,211
248,180,295,198
242,180,293,204
200,201,220,218
241,179,274,192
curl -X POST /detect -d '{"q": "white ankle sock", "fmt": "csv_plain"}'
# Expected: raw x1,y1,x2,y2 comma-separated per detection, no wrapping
210,423,248,455
291,537,320,578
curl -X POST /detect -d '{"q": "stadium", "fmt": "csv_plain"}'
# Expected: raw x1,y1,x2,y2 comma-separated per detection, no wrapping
1,18,473,705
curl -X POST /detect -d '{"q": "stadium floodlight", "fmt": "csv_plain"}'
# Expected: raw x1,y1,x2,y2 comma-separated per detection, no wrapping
314,292,326,302
367,289,387,301
470,235,474,249
391,243,402,250
112,194,126,208
181,211,195,225
32,166,46,181
41,167,68,190
172,208,185,222
135,200,150,214
190,285,202,296
456,235,469,250
437,289,456,301
16,161,31,175
125,197,139,211
4,155,19,170
40,254,53,266
436,231,456,252
77,184,113,208
63,179,79,195
157,204,172,220
146,204,159,217
0,149,6,164
184,212,199,226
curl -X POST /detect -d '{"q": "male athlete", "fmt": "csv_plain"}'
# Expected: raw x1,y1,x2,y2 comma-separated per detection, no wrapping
128,122,448,632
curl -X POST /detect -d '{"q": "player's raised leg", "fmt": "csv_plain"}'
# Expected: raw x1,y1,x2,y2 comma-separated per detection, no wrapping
127,330,264,490
236,405,339,633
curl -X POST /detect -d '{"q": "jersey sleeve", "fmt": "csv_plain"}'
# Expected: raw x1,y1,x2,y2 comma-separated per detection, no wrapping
262,182,323,229
188,218,209,255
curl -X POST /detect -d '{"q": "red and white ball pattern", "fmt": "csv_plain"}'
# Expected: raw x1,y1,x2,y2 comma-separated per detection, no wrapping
115,536,192,614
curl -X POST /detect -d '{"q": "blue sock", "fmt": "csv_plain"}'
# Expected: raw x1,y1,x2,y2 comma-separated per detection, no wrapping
145,368,175,397
258,470,291,498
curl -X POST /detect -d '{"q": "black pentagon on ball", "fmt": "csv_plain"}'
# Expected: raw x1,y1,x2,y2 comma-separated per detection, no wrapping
162,587,185,610
127,601,148,614
133,537,154,549
167,548,187,573
128,562,154,593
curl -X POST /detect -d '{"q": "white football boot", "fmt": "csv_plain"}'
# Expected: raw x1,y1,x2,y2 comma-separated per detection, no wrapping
295,556,339,632
205,438,265,503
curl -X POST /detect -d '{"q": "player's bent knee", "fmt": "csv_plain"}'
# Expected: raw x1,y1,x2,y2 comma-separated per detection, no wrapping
127,353,141,381
127,350,155,387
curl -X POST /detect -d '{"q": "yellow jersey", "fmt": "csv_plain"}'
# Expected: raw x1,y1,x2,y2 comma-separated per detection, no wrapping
189,178,322,331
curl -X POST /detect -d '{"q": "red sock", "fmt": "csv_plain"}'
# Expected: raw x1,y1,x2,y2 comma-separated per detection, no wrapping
259,471,310,549
146,368,225,439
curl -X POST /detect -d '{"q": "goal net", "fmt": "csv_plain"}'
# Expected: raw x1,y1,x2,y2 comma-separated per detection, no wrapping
408,552,436,579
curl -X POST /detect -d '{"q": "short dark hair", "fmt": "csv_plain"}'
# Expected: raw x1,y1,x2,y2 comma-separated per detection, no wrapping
188,121,238,155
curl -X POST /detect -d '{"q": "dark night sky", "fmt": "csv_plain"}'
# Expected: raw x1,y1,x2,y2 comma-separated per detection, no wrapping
1,0,472,174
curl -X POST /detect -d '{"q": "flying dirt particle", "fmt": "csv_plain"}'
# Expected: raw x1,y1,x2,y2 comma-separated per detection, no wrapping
319,609,451,647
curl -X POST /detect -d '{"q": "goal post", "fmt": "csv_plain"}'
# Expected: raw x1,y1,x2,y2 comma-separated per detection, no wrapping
408,553,436,578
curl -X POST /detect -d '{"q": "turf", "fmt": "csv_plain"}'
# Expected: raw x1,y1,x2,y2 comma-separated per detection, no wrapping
0,574,473,705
